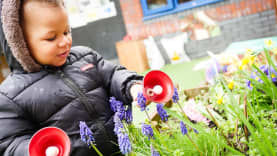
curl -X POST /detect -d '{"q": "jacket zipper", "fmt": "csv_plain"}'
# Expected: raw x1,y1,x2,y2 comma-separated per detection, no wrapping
58,70,97,116
58,70,115,144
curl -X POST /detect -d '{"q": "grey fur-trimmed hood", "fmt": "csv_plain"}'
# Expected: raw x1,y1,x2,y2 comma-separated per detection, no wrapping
0,0,41,72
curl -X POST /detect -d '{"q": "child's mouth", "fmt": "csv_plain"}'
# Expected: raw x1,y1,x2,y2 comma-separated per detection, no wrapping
58,51,69,58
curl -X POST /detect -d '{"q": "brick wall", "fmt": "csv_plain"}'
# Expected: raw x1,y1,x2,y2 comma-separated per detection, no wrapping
119,0,277,59
186,10,277,58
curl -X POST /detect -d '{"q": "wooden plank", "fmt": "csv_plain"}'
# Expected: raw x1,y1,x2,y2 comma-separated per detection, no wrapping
115,40,150,73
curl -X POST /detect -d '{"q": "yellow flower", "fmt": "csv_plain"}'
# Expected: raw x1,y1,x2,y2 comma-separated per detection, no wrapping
217,96,223,105
272,74,275,78
228,80,234,90
239,64,244,70
265,39,273,47
172,51,180,61
249,55,255,65
239,66,242,70
245,48,253,55
242,58,249,65
239,58,248,70
239,57,251,70
239,50,256,70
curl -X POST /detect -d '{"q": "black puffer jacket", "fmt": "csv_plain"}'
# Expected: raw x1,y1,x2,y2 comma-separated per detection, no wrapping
0,0,142,156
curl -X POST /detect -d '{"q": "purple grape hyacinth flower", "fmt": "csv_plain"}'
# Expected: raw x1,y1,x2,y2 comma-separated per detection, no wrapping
118,133,132,154
110,97,133,123
137,92,147,111
141,123,154,140
113,112,124,135
180,121,187,135
109,97,119,112
151,145,160,156
172,87,179,103
156,103,168,122
80,121,95,147
109,97,125,120
193,128,199,134
124,106,133,124
109,97,124,111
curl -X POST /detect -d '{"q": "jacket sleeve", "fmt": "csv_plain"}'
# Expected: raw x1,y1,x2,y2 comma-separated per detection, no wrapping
0,93,35,156
92,49,143,104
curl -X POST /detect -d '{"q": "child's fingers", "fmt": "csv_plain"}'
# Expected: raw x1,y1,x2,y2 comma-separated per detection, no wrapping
132,100,151,108
131,101,139,108
146,100,151,106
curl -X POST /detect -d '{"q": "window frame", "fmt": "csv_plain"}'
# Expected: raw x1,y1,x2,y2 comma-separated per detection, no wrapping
141,0,224,20
140,0,174,17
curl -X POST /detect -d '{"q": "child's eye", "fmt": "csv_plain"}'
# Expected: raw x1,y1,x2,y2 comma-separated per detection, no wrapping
64,29,71,36
46,36,56,41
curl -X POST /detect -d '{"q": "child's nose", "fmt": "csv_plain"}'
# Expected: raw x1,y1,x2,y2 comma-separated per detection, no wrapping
58,35,71,48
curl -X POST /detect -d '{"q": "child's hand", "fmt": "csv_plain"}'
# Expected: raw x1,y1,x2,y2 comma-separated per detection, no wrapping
130,83,151,107
130,83,143,101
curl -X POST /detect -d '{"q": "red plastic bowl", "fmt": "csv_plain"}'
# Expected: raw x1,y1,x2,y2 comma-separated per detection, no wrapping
29,127,70,156
143,70,174,103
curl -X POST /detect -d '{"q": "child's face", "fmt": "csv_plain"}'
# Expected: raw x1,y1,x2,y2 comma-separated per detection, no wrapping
22,1,72,67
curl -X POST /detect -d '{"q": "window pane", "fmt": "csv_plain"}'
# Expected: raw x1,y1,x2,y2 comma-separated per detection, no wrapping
178,0,193,4
147,0,168,10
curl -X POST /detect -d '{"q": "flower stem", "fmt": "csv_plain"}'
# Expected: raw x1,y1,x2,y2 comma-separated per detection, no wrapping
205,106,219,128
165,121,170,129
144,109,151,122
186,134,203,156
176,102,189,120
235,119,238,144
90,142,103,156
123,121,136,143
206,106,234,148
243,95,249,141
